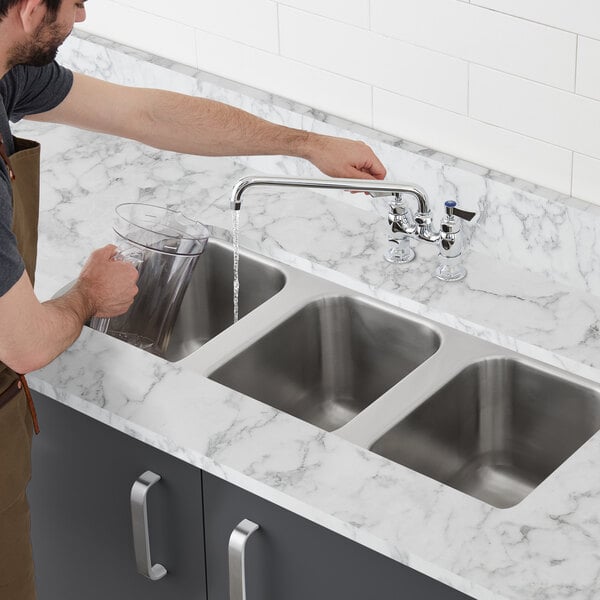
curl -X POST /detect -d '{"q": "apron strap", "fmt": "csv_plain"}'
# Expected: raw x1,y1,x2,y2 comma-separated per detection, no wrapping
19,375,39,435
0,132,15,181
0,368,40,434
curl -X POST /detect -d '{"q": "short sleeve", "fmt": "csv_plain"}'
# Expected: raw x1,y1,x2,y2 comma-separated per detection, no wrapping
5,62,74,123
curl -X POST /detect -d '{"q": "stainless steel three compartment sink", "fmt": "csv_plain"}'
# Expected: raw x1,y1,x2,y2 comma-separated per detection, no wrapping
163,238,286,361
369,358,600,508
81,237,600,509
209,296,440,431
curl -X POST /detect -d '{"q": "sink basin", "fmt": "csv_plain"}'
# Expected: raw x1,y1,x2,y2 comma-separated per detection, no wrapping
370,357,600,508
209,296,441,431
162,239,285,361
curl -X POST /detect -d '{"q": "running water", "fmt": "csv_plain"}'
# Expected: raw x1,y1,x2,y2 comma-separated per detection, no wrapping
232,210,240,323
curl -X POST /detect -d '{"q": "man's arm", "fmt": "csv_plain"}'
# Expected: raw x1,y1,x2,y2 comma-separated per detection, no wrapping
27,73,387,180
0,245,138,374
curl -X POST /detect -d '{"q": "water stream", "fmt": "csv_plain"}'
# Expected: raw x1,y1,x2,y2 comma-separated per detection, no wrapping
232,210,240,323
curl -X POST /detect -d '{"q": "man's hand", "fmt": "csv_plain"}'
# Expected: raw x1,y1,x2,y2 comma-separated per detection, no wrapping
0,245,139,373
73,245,139,318
301,133,387,180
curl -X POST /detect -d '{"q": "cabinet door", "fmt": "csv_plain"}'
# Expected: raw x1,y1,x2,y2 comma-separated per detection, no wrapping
29,392,207,600
203,471,473,600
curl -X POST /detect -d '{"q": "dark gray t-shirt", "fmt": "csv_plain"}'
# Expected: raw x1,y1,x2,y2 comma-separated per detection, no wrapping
0,62,73,296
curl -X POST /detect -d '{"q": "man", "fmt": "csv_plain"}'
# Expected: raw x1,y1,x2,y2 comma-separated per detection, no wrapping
0,0,387,597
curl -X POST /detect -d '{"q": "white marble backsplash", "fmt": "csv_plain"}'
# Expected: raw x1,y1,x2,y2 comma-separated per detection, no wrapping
57,32,600,298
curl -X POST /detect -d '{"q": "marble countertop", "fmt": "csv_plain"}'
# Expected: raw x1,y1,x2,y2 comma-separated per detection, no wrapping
16,33,600,600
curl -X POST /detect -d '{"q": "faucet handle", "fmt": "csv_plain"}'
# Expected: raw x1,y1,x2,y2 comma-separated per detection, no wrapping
444,200,476,222
387,194,417,235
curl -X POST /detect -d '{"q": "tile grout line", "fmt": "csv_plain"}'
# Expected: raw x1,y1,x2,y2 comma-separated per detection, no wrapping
276,1,281,55
574,34,579,93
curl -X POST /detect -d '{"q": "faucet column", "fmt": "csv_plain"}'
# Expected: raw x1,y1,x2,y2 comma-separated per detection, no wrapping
435,201,476,281
384,194,417,264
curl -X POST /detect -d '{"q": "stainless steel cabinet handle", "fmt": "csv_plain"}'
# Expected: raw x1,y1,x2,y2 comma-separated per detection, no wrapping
130,470,167,581
228,519,260,600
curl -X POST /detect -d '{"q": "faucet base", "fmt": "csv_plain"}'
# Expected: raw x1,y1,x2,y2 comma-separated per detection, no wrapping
434,260,467,282
384,237,415,264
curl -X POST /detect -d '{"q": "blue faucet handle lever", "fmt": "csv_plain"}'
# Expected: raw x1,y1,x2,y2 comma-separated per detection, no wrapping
444,200,476,222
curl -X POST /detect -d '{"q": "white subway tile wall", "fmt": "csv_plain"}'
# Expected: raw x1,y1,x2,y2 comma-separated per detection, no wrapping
194,28,373,124
278,7,469,113
277,0,370,28
77,0,600,205
371,0,576,90
573,154,600,205
577,37,600,101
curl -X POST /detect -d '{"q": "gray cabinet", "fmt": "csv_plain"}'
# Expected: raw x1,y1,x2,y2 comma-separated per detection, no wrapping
29,394,473,600
28,392,207,600
203,471,473,600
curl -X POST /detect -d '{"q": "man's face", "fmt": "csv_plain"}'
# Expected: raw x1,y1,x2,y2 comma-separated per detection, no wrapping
8,1,86,68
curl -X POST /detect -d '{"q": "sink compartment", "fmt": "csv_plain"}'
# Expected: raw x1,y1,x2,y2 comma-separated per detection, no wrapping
209,296,441,431
164,240,286,361
370,357,600,508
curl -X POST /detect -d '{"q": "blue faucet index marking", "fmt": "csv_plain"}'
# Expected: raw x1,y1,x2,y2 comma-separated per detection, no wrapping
445,200,457,207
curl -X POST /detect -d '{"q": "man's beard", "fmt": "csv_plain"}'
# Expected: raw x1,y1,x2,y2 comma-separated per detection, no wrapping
7,17,69,69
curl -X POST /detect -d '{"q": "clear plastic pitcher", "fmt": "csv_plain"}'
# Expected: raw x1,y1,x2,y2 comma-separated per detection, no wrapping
90,203,209,358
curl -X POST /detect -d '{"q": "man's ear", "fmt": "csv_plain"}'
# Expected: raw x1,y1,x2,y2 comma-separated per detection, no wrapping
17,0,47,34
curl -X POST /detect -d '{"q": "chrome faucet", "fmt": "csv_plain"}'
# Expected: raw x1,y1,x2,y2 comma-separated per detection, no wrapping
230,175,429,211
384,193,475,280
230,175,475,281
383,191,441,265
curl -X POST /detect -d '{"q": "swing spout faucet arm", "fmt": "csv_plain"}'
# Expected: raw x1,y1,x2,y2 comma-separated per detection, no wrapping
230,175,430,213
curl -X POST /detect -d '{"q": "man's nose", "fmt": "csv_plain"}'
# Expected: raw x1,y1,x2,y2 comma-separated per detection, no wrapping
75,7,86,23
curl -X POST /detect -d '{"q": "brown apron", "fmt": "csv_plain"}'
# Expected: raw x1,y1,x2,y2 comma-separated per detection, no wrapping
0,134,41,600
0,135,41,434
